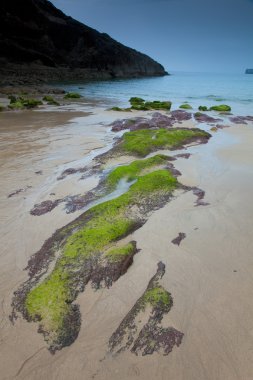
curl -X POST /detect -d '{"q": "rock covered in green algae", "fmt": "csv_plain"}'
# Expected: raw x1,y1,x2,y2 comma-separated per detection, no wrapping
8,95,42,110
12,160,180,352
130,97,172,111
110,97,172,111
64,92,82,99
120,128,211,157
179,103,192,110
109,261,184,356
198,106,209,111
42,95,60,106
209,104,231,112
11,116,210,353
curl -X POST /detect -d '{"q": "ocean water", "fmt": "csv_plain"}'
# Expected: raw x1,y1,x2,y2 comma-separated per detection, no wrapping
59,72,253,115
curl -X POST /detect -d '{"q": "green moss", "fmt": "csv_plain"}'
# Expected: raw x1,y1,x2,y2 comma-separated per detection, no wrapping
25,169,178,340
131,104,150,111
106,154,170,191
198,106,208,111
129,97,145,105
109,107,132,112
104,242,135,262
144,101,172,110
194,112,202,117
121,128,210,157
23,98,43,108
8,101,25,110
143,286,171,308
128,98,172,111
8,95,17,104
179,104,192,110
64,92,82,99
43,95,60,106
209,104,231,112
8,96,42,110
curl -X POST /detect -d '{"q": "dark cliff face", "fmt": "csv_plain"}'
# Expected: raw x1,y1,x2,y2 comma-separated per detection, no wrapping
0,0,168,82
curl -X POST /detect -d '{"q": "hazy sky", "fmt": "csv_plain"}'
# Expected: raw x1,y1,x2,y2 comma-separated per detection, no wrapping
51,0,253,73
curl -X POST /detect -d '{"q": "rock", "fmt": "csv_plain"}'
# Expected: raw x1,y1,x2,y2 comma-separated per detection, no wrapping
245,69,253,74
0,0,168,84
229,115,253,124
171,233,186,246
179,103,192,110
209,105,231,112
198,106,208,111
194,112,221,123
170,109,192,122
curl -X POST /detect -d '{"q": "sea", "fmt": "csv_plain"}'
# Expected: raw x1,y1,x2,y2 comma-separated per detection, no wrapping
57,71,253,116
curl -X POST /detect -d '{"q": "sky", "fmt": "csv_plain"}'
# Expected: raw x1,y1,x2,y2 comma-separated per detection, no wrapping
50,0,253,73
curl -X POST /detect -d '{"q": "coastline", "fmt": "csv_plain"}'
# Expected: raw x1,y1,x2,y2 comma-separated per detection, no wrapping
0,101,253,379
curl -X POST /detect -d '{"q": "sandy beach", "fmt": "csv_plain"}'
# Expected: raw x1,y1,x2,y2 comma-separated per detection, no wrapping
0,105,253,380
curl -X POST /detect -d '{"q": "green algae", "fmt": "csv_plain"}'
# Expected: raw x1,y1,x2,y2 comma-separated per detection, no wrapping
129,97,145,105
105,154,170,191
143,286,172,308
43,95,60,106
198,106,208,111
8,96,42,110
110,98,172,111
25,169,179,345
121,128,210,157
128,98,172,111
179,104,192,110
20,124,210,350
64,92,82,99
209,104,231,112
104,242,136,262
109,106,132,112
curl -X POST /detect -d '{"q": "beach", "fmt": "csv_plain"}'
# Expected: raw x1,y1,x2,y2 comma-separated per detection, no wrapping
0,93,253,380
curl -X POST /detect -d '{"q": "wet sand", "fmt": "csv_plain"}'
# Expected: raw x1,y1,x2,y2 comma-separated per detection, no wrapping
0,107,253,380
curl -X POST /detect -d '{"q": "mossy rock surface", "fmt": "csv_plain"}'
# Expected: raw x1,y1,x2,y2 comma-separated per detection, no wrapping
64,92,82,99
8,96,42,109
104,242,136,262
143,286,172,308
14,123,210,352
198,106,208,111
128,97,172,111
43,95,60,106
209,104,231,112
179,104,192,110
109,107,132,112
120,128,210,157
24,162,179,350
129,97,145,105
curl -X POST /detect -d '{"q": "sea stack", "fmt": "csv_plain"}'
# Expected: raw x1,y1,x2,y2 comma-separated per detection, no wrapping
0,0,168,84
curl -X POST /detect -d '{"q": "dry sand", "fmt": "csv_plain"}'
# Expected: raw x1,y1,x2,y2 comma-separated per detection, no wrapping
0,108,253,380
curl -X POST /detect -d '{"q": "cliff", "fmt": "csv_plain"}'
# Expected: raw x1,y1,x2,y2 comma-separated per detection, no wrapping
0,0,168,84
245,69,253,74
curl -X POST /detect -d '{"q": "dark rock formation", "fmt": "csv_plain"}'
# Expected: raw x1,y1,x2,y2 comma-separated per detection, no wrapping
245,69,253,74
171,232,186,246
0,0,168,84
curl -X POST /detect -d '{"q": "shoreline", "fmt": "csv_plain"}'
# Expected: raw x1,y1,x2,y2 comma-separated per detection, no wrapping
0,102,253,379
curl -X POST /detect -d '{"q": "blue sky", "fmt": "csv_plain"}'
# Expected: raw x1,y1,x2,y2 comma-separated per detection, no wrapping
51,0,253,73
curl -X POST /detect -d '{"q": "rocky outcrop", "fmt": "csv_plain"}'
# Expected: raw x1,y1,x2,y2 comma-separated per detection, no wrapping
245,69,253,74
0,0,168,84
